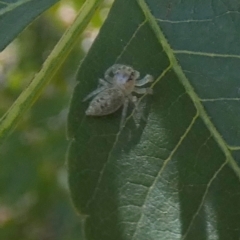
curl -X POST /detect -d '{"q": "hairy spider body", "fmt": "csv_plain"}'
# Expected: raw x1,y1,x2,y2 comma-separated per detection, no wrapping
85,88,125,116
83,64,153,128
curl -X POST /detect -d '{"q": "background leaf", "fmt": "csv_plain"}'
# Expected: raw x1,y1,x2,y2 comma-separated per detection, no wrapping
68,0,240,239
0,0,59,51
0,1,112,239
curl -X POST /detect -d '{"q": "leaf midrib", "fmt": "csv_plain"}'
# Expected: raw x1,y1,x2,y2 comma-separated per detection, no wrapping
137,0,240,179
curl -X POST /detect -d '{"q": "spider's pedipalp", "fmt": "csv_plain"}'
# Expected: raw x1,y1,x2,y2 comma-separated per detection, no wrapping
133,70,140,80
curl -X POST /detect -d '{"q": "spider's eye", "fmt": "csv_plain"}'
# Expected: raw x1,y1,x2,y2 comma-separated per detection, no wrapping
126,71,135,82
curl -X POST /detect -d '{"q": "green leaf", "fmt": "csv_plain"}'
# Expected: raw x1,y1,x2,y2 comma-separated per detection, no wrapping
68,0,240,239
0,0,59,51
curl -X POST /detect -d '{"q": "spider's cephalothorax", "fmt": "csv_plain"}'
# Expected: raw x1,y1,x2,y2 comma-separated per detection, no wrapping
83,64,153,128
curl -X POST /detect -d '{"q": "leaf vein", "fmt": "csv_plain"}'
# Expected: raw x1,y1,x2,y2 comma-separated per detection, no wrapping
115,19,147,63
200,97,240,102
182,160,228,240
131,112,199,239
173,50,240,59
137,0,240,180
0,0,31,16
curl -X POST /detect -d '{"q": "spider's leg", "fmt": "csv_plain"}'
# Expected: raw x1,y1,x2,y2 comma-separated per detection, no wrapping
82,86,107,102
130,95,147,125
120,97,129,130
104,75,114,82
131,95,138,107
134,87,153,95
135,74,153,86
98,78,111,86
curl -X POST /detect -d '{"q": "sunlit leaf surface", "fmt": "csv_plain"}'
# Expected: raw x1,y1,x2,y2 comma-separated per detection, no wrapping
68,0,240,239
0,0,59,51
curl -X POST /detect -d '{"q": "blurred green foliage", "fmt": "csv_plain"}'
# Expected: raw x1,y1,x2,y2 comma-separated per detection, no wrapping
0,0,112,239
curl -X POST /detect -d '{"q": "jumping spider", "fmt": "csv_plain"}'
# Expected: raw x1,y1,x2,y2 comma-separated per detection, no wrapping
83,64,153,128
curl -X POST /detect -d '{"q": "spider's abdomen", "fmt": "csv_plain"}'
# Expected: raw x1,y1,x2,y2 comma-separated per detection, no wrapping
85,88,125,116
